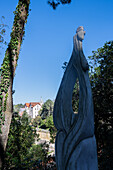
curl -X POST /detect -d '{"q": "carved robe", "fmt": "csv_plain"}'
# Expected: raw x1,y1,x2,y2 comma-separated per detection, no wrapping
53,32,98,170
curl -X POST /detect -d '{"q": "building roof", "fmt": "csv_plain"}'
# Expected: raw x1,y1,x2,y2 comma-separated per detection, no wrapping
25,102,41,108
25,103,30,107
29,102,41,108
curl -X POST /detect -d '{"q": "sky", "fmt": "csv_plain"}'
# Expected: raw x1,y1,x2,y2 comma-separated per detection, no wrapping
0,0,113,104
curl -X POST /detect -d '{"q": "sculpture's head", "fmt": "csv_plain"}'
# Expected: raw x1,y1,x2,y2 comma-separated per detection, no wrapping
73,26,89,71
76,26,85,41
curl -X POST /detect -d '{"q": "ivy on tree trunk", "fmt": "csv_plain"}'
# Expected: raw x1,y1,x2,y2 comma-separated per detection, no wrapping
0,0,30,168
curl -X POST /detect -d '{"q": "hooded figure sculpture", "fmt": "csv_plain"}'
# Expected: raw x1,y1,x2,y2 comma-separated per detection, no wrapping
53,26,98,170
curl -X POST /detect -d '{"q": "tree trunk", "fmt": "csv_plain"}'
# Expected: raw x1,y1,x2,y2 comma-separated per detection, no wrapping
0,0,30,168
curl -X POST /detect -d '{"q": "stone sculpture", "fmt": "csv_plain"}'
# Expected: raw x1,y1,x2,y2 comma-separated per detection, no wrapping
53,26,98,170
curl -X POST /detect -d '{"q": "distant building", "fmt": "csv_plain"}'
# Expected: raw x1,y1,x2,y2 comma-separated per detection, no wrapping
25,103,30,115
29,102,42,118
19,108,25,117
36,128,55,156
36,128,50,144
25,102,43,119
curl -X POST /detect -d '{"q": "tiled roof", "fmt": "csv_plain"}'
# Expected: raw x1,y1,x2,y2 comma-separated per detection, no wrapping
25,103,30,107
25,102,41,108
29,102,41,108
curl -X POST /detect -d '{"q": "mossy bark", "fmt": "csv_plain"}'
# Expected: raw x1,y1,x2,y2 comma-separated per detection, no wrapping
0,0,30,168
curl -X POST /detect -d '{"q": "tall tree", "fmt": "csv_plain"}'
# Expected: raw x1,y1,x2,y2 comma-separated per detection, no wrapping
89,41,113,169
0,0,30,167
0,0,72,168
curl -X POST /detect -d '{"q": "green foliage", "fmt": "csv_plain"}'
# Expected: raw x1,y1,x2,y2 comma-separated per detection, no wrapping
72,79,79,113
27,143,56,169
0,0,30,132
4,111,39,169
37,99,57,143
62,61,68,70
0,16,8,48
40,115,57,143
40,99,54,119
4,111,56,169
14,103,24,112
33,99,57,143
88,41,113,170
32,115,42,128
48,0,71,9
26,143,50,169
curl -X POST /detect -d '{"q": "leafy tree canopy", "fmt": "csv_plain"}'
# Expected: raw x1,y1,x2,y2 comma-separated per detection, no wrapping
40,115,57,143
13,103,24,112
48,0,71,9
88,41,113,170
0,16,8,49
4,111,39,169
33,99,56,143
40,99,54,119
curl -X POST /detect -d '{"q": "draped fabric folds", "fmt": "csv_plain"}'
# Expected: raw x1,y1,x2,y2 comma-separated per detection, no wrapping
53,27,98,170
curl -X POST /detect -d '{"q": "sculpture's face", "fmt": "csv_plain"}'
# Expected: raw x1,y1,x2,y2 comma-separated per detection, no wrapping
77,29,86,41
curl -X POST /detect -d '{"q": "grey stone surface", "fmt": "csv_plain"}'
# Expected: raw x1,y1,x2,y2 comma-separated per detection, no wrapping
53,26,98,170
